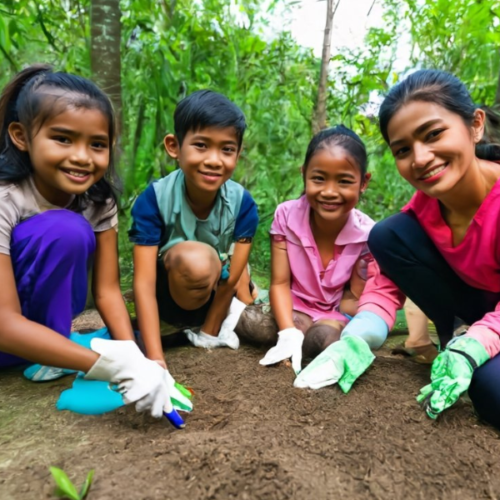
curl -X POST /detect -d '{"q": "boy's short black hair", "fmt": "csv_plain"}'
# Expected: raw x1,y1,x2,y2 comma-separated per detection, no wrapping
174,90,246,149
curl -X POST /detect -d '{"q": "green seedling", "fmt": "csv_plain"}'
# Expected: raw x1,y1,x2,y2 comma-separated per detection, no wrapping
50,467,94,500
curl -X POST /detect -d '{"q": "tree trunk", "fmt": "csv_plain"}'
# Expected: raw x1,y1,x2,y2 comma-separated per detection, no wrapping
495,48,500,108
90,0,122,132
312,0,340,134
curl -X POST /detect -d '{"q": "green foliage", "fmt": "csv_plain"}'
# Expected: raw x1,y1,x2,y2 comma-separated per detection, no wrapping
117,0,319,272
1,0,499,281
50,467,94,500
405,0,500,103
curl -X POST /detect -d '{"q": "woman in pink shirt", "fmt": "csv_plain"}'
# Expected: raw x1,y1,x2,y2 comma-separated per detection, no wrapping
349,69,500,429
260,126,379,389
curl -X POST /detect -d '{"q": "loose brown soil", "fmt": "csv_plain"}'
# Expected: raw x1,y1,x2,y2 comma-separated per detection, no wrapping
1,334,500,500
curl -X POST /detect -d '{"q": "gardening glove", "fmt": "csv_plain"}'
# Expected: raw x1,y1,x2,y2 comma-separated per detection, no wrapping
341,311,389,349
165,371,193,413
417,336,489,419
184,299,245,350
85,338,175,419
259,327,304,375
294,336,375,391
217,297,246,349
184,328,237,349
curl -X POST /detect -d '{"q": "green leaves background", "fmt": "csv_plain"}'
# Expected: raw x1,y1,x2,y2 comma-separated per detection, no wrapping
0,0,499,280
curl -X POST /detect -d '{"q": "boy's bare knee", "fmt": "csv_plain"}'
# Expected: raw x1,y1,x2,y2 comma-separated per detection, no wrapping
165,242,221,309
167,242,220,283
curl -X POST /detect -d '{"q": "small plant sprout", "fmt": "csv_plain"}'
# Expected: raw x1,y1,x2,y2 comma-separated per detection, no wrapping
50,467,95,500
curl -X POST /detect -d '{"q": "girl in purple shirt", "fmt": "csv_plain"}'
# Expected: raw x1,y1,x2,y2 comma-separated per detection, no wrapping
260,126,375,377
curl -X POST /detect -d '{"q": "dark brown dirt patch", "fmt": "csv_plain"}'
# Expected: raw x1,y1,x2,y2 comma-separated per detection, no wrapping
1,339,500,499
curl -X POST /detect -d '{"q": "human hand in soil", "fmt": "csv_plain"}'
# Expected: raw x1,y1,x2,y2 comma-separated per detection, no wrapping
84,338,180,419
218,297,246,347
417,336,489,419
184,298,245,350
184,328,239,349
294,336,375,391
259,327,304,375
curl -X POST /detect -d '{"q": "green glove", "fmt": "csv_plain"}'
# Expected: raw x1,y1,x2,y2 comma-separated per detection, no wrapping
294,336,375,392
166,372,194,412
417,336,489,419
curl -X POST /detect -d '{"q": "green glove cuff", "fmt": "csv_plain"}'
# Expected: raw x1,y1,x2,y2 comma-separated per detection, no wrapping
446,336,489,368
337,336,375,393
416,337,489,419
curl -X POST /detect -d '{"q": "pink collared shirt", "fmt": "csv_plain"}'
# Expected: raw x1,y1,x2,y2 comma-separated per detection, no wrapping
359,178,500,342
270,196,375,322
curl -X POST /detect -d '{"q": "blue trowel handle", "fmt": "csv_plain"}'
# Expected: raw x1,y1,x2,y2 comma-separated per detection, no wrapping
164,409,185,429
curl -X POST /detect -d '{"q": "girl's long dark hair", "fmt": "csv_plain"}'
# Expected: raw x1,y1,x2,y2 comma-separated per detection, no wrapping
303,125,368,176
379,69,500,162
0,64,120,210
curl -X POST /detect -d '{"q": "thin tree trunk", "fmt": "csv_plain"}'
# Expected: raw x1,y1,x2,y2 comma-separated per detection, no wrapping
90,0,122,132
312,0,340,134
495,48,500,107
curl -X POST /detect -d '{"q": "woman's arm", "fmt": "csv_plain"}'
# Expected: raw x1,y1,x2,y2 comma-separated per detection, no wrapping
357,259,406,329
93,228,134,341
202,242,252,335
133,245,165,364
340,256,369,317
0,254,98,371
269,238,295,331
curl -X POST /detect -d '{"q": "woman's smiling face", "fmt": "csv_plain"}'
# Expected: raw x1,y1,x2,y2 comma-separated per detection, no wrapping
386,100,484,198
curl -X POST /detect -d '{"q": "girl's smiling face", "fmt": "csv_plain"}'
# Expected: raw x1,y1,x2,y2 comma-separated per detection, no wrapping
387,100,485,198
304,145,369,223
9,106,110,206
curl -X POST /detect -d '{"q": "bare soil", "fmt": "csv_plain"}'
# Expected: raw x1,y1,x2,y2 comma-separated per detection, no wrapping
1,333,500,500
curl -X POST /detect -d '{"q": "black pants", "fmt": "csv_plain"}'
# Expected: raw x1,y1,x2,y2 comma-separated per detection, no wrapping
369,213,500,429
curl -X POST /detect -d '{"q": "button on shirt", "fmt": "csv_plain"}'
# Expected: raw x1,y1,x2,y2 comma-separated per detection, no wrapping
270,196,375,322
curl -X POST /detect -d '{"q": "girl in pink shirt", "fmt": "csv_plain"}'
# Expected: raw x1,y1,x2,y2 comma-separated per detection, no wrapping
351,69,500,429
260,126,376,377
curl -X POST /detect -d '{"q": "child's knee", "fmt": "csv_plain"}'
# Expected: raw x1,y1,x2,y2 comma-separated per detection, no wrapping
166,242,221,309
292,311,313,333
235,305,278,345
468,355,500,430
302,322,342,360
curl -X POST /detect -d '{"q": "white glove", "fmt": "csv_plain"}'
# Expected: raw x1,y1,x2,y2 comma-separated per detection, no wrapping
85,339,170,418
185,329,222,348
184,328,239,350
221,297,246,348
259,327,304,374
220,298,246,333
218,327,240,350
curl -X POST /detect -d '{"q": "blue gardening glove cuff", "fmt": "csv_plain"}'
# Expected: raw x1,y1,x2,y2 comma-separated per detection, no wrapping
340,311,389,349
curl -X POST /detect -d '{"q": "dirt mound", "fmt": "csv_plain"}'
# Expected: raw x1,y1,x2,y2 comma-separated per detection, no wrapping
1,341,499,499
